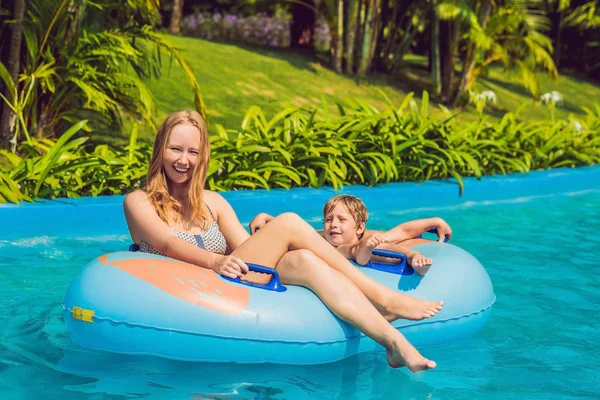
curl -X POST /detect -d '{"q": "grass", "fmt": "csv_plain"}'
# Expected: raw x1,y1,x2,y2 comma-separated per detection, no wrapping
403,54,600,121
144,36,416,138
139,34,600,140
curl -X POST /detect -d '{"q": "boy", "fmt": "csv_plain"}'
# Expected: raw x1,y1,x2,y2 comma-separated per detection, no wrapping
321,195,451,275
250,195,452,275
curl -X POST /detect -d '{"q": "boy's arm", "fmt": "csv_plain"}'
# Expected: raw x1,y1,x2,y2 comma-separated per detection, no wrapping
382,217,452,243
334,234,387,266
354,233,389,265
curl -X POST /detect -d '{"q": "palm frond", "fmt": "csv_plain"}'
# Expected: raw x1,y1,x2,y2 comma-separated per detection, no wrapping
563,2,600,29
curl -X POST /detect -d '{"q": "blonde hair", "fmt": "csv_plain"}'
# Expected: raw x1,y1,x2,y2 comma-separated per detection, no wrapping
145,110,210,229
323,195,368,238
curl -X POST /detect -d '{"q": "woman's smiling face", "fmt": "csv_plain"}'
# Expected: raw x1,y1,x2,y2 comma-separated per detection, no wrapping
163,123,201,185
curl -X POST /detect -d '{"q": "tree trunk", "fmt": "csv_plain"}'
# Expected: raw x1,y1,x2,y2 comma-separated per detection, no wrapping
333,0,344,73
454,0,493,105
169,0,184,35
390,15,419,75
378,0,399,72
353,0,365,67
456,46,476,100
553,10,564,68
0,0,25,145
344,0,360,74
34,97,50,138
372,0,391,72
440,20,461,103
357,0,382,76
367,0,383,70
65,1,87,48
431,10,441,96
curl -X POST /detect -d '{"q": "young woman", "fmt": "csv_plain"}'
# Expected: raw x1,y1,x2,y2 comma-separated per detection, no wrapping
124,110,443,372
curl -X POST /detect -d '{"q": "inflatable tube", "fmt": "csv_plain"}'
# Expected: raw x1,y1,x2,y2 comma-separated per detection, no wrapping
63,241,495,364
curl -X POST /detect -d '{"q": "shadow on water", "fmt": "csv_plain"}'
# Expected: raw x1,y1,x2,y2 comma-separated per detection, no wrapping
50,337,495,399
52,341,448,399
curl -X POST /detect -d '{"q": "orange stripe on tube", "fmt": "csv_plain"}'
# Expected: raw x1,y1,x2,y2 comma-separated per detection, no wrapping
399,238,433,247
98,254,250,314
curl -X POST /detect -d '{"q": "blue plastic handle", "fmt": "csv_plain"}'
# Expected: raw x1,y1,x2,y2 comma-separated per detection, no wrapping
129,243,286,292
363,248,413,276
416,228,448,243
223,263,287,292
371,248,408,260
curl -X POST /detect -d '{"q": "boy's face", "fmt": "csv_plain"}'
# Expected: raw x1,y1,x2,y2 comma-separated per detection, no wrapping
323,204,365,247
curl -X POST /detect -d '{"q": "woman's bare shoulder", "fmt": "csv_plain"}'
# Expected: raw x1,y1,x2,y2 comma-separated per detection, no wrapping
203,190,233,220
124,190,149,209
204,190,228,205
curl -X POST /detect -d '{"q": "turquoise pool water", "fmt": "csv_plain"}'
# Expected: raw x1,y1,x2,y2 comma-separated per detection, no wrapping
1,169,599,399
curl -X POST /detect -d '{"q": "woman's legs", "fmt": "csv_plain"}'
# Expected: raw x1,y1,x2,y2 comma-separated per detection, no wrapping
232,213,443,322
274,250,436,371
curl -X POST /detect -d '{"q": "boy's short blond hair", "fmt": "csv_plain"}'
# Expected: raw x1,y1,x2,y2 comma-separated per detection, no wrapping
323,195,368,236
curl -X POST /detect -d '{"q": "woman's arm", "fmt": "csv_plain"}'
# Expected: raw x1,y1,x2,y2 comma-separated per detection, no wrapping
124,191,248,278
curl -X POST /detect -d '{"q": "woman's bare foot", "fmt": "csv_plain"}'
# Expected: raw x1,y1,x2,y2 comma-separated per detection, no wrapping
386,340,436,372
380,293,444,321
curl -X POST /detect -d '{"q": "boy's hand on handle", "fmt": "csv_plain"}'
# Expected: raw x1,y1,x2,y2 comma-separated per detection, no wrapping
363,233,390,250
408,252,433,267
434,218,452,242
355,233,390,265
249,213,274,234
407,252,433,276
210,254,249,279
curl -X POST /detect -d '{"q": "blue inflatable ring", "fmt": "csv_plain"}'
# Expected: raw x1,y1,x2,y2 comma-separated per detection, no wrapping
63,239,495,364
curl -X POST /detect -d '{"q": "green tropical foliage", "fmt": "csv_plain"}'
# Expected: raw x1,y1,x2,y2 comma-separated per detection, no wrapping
1,92,598,203
436,0,558,101
0,0,206,147
0,120,150,203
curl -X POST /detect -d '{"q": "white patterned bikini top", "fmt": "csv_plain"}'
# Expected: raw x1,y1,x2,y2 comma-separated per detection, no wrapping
138,204,227,255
